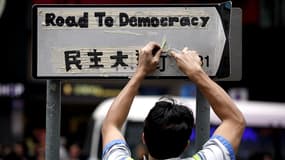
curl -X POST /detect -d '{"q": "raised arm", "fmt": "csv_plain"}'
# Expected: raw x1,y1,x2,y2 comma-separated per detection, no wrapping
101,42,162,148
171,48,246,153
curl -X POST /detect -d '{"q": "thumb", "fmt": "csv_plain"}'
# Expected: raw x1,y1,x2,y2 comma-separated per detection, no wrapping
170,48,182,56
170,50,179,59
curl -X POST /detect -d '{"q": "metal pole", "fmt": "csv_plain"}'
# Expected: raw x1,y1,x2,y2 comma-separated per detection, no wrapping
195,87,210,151
46,80,61,160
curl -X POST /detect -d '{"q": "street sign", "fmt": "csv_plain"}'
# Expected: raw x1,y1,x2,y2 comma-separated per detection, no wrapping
33,2,234,79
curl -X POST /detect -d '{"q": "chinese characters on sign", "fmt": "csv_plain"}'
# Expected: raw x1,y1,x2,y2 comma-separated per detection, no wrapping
62,48,209,74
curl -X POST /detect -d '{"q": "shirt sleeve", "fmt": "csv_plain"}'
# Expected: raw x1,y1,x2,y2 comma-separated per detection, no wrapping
192,135,236,160
102,139,134,160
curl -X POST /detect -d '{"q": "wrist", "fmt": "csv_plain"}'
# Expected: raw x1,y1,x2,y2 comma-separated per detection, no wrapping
133,69,147,81
187,69,208,84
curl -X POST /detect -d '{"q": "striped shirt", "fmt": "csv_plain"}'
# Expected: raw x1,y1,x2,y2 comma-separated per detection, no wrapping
102,135,235,160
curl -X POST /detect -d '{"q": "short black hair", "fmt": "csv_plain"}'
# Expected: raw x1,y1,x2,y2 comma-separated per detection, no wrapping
143,96,194,159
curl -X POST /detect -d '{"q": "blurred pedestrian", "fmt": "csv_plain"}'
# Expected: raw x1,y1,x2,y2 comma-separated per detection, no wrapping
68,142,86,160
60,137,68,160
3,141,29,160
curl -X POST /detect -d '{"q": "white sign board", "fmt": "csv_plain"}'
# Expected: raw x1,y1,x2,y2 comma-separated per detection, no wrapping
33,2,232,79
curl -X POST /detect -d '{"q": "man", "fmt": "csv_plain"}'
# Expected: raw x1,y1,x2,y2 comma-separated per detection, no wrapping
101,42,246,160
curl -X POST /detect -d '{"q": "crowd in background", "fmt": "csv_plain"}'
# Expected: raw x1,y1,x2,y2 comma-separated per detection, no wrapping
0,128,88,160
0,139,87,160
0,134,274,160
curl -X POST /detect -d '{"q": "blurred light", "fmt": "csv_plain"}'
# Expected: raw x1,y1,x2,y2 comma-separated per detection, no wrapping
180,84,196,98
0,83,25,97
0,0,5,18
63,83,121,97
63,83,73,96
242,127,258,142
228,87,248,101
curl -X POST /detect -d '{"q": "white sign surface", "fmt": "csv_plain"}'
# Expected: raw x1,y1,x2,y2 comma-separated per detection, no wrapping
33,4,231,78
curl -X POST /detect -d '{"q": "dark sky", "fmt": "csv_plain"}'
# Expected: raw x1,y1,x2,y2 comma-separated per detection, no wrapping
0,0,29,82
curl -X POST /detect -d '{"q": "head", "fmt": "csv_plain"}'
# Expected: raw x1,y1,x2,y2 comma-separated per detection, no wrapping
68,142,82,158
143,96,194,159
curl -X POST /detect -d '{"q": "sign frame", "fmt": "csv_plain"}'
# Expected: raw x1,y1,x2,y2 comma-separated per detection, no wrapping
32,1,236,80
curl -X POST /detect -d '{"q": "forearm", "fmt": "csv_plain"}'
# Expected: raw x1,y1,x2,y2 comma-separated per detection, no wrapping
101,71,145,148
171,47,245,153
103,71,145,130
192,72,243,122
101,41,161,148
190,71,245,152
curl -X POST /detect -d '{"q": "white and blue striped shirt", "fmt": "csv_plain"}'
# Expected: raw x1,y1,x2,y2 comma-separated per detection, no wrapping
102,135,235,160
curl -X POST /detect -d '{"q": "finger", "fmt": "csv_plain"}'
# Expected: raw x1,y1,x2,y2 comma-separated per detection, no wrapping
142,42,158,53
152,49,162,65
189,50,198,55
138,48,142,54
153,48,162,60
169,48,181,55
146,42,161,56
170,50,178,58
182,47,189,53
147,41,160,49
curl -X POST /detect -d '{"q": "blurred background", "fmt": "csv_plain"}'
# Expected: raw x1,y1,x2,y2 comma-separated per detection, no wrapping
0,0,285,160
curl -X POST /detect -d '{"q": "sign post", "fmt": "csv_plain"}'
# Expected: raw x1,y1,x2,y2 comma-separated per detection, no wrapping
195,6,242,152
46,80,61,160
195,88,210,151
32,1,241,159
